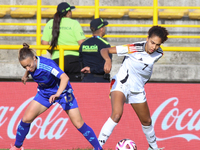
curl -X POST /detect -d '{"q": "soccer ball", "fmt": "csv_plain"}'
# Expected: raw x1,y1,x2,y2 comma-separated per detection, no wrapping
116,139,137,150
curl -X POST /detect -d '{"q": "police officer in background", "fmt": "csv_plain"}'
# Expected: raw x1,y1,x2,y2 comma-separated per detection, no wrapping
79,18,112,82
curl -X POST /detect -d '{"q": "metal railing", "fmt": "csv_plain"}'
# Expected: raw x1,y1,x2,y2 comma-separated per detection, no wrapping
0,0,200,70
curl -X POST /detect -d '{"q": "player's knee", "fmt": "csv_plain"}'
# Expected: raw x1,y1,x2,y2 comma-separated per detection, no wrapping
22,114,34,123
73,120,84,129
22,118,33,123
141,118,152,126
111,113,122,123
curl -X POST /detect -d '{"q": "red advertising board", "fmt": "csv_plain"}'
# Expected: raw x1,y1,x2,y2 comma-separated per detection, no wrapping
0,82,200,149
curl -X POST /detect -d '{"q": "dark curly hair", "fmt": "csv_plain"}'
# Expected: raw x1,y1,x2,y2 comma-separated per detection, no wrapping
148,26,169,43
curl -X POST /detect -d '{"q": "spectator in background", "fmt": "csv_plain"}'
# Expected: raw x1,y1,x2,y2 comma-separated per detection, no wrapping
79,18,112,82
41,2,85,82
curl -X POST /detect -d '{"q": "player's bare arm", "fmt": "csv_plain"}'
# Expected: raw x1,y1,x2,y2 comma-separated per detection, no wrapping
21,70,30,85
101,47,116,73
49,73,69,103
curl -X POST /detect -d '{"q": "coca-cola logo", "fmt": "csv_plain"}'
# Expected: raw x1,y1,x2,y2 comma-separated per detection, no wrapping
152,97,200,141
1,96,200,143
0,97,69,140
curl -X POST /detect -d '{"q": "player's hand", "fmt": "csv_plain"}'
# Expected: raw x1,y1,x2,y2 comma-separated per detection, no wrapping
49,94,60,103
104,59,112,73
81,66,91,73
21,76,29,85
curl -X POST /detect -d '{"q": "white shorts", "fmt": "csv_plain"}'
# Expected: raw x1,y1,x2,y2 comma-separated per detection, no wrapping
110,78,146,104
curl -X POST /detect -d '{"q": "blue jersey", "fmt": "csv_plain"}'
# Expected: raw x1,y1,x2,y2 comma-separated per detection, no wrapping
29,56,72,98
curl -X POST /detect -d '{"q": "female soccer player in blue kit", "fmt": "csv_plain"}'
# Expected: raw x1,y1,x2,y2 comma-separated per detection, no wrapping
9,43,102,150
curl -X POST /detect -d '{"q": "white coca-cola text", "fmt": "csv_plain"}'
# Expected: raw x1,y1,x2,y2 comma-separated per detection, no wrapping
152,97,200,141
0,97,69,140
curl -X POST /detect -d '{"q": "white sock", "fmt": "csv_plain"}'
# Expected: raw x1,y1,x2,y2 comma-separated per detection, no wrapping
142,124,158,149
98,117,118,147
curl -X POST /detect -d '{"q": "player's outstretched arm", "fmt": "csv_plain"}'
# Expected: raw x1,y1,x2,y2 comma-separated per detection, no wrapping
100,47,116,74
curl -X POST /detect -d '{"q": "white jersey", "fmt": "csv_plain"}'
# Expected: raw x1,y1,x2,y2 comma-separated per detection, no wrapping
113,41,163,93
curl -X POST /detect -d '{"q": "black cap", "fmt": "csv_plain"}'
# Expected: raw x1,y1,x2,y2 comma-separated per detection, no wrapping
90,18,108,32
57,2,75,16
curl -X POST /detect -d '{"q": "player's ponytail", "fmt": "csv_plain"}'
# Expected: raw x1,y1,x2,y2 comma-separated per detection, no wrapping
50,12,62,53
18,43,35,61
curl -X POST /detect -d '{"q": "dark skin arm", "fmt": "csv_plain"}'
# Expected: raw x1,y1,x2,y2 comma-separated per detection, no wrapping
100,47,117,74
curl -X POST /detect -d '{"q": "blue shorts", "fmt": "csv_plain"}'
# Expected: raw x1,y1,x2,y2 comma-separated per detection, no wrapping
33,91,78,110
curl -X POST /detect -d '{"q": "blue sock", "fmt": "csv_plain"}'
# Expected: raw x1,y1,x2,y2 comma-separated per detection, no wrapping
15,120,31,148
78,123,102,150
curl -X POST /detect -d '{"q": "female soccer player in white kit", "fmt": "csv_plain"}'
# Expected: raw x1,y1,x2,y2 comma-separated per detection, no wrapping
98,26,169,150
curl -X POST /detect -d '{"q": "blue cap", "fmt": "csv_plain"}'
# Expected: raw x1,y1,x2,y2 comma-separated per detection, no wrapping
90,18,108,31
57,2,75,16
